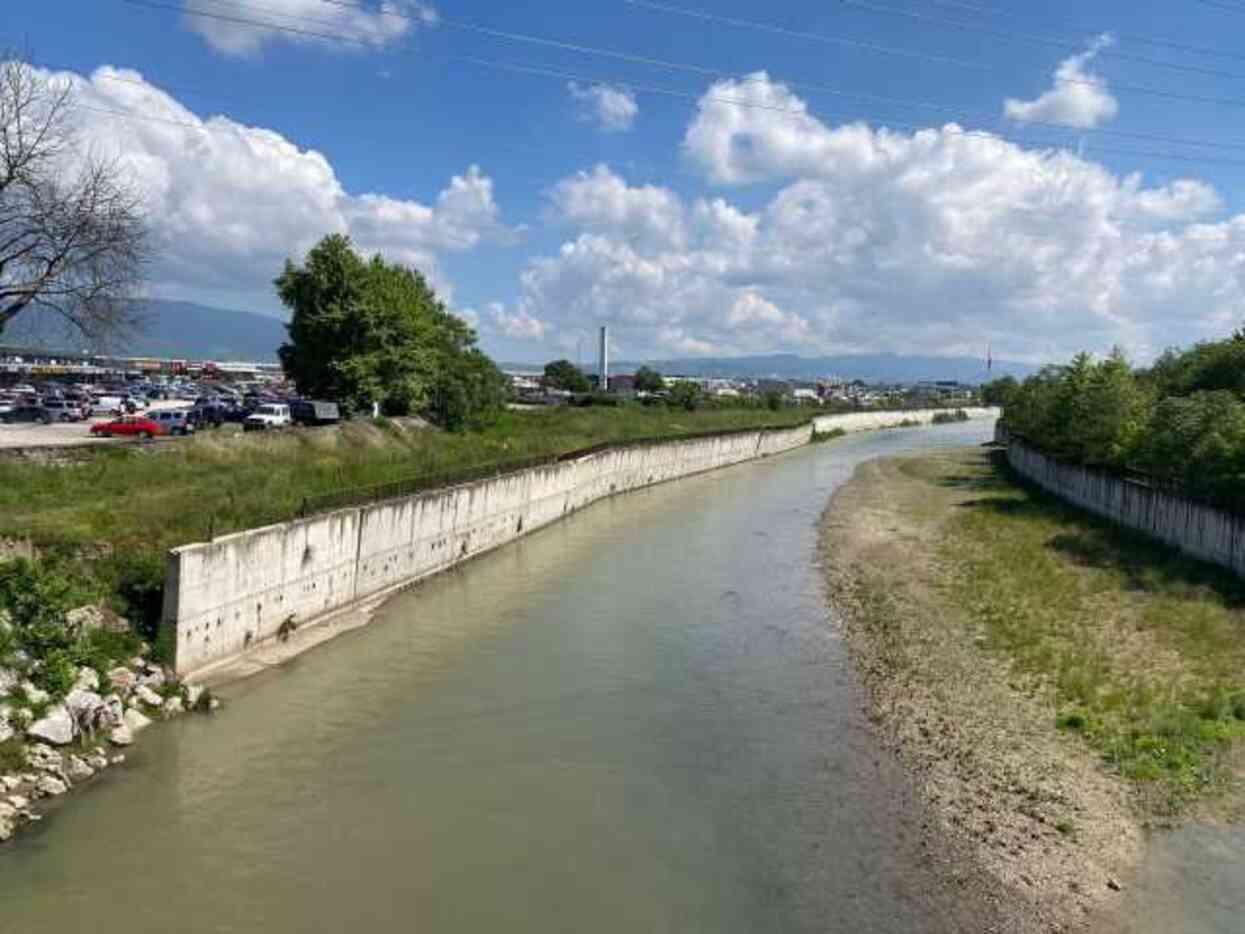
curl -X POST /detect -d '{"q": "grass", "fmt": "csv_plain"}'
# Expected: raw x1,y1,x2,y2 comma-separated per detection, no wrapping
937,450,1245,814
0,405,812,556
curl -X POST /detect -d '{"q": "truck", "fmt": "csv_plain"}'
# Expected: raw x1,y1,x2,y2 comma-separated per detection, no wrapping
289,400,341,427
242,403,291,432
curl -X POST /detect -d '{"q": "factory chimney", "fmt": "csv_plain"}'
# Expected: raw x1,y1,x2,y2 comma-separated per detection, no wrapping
598,325,609,393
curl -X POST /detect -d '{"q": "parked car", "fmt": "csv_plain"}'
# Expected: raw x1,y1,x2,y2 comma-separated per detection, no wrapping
2,405,54,425
90,416,162,439
40,399,85,422
90,395,126,416
289,400,340,427
149,409,196,436
243,403,291,432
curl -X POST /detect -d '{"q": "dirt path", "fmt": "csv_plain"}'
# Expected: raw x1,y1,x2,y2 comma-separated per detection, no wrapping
820,450,1141,933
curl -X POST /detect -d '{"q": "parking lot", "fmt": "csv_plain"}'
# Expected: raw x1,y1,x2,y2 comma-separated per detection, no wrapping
0,400,195,450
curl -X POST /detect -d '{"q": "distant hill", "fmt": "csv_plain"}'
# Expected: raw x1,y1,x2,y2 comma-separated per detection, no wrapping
605,353,1037,383
4,299,286,361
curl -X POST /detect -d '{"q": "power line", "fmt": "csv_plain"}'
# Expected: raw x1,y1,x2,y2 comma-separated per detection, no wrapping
622,0,1245,109
839,0,1245,81
224,0,1245,152
122,0,1245,165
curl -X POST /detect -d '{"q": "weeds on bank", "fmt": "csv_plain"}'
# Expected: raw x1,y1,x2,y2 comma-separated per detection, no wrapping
939,452,1245,813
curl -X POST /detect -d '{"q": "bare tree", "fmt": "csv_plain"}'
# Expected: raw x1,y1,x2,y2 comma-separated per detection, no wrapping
0,55,148,343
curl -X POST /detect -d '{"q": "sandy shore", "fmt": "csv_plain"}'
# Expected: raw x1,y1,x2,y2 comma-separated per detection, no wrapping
819,450,1140,933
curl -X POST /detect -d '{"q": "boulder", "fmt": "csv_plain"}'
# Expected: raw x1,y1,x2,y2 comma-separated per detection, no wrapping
7,794,28,810
107,667,137,694
109,724,133,747
0,717,11,744
64,689,105,732
65,755,94,783
0,804,13,843
65,604,130,636
26,705,76,746
33,774,67,798
0,775,18,792
162,696,184,717
123,707,153,734
87,751,109,771
140,668,166,690
0,667,18,696
134,685,163,708
184,684,205,709
20,682,50,707
73,667,100,693
100,694,124,729
26,743,62,774
109,755,125,766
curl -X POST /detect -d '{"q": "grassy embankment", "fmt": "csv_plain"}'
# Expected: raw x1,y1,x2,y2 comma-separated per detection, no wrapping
0,406,813,638
823,447,1245,930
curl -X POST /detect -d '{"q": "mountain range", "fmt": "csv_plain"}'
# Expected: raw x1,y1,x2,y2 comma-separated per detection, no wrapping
3,300,1037,382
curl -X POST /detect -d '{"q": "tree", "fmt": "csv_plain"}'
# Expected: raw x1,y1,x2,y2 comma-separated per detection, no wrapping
0,56,148,340
276,234,506,425
543,358,591,393
668,380,702,411
981,375,1019,407
633,365,664,393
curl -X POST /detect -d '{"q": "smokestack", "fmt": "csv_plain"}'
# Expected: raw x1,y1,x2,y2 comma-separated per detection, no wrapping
598,325,609,392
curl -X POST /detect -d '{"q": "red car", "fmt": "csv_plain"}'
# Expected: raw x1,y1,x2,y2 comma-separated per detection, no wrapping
90,416,163,439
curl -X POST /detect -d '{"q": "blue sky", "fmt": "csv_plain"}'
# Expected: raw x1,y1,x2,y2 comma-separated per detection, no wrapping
11,0,1245,363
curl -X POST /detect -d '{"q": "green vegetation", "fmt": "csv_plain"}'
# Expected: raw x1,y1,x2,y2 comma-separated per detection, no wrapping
277,235,508,426
632,365,664,393
542,359,592,393
1002,330,1245,511
667,380,703,411
0,558,142,702
931,409,970,424
942,451,1245,813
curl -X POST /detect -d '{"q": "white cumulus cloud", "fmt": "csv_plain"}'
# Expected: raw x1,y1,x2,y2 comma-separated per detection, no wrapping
567,82,639,132
1004,35,1119,129
519,75,1243,363
51,65,512,308
182,0,438,57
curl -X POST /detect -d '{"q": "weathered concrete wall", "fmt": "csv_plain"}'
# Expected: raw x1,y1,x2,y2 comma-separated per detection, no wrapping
166,410,997,677
812,406,998,435
1007,438,1245,577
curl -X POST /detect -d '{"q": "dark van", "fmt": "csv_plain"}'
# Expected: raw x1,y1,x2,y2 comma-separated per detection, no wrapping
289,400,341,427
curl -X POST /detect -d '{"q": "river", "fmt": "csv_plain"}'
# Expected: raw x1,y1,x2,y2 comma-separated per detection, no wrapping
0,420,1235,933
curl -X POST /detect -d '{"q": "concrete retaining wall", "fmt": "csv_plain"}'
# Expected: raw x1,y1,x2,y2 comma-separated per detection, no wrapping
165,408,998,677
1006,438,1245,577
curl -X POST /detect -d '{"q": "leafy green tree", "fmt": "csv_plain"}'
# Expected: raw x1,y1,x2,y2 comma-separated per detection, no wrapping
633,366,664,393
543,359,591,393
276,235,504,423
668,380,703,411
981,375,1019,407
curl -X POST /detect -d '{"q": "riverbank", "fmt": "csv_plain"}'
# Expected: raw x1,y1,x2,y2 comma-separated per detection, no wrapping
820,447,1245,931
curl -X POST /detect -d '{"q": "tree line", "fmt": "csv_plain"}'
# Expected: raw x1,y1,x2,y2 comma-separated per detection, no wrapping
992,332,1245,511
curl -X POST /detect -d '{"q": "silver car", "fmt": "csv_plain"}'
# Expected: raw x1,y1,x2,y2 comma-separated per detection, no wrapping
150,408,196,436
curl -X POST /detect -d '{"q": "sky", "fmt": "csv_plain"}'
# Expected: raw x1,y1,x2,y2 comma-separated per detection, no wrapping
9,0,1245,364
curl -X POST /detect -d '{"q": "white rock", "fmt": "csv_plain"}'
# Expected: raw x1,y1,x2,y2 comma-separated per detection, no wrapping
109,754,125,766
0,718,11,744
129,656,145,669
20,682,50,706
100,694,124,728
123,707,153,733
73,667,100,693
162,696,184,717
64,689,104,730
27,705,75,746
65,755,94,783
134,685,162,708
109,724,133,747
0,810,13,842
33,774,67,797
107,667,136,694
0,775,18,791
8,794,28,810
26,743,62,774
0,667,18,696
140,669,166,690
87,751,108,771
184,684,204,708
